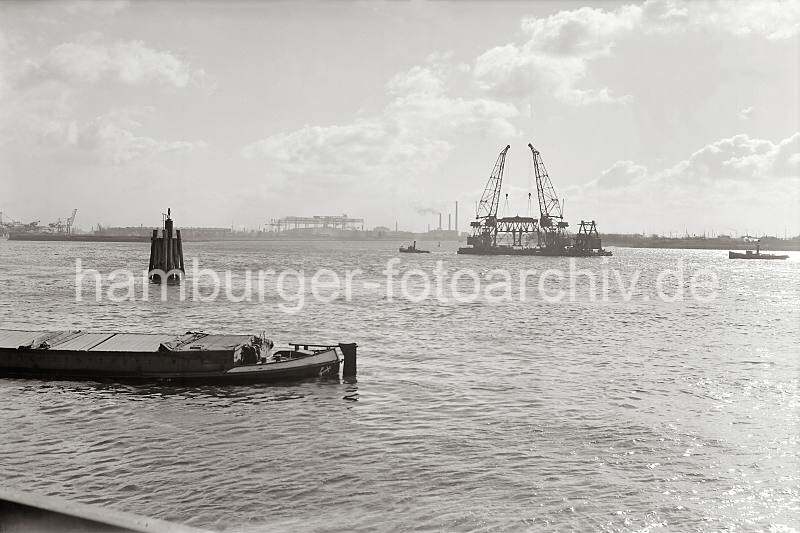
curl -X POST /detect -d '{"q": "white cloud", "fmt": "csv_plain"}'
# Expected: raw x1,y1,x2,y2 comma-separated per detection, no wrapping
474,5,638,105
7,105,206,165
519,5,641,57
62,1,130,16
474,0,800,105
474,42,627,105
589,132,799,190
595,160,648,189
386,65,445,96
738,106,754,120
666,133,800,183
0,30,209,166
242,64,518,197
642,0,800,41
71,110,207,164
575,132,800,232
23,35,203,89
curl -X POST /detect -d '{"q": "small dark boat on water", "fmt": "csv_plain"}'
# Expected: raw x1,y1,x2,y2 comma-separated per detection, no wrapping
728,242,788,260
0,329,355,383
399,240,429,254
728,250,788,260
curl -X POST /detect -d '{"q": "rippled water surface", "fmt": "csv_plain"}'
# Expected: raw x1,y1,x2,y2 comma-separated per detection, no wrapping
0,240,798,531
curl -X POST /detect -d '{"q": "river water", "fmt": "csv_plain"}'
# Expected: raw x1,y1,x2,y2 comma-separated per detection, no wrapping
0,240,797,532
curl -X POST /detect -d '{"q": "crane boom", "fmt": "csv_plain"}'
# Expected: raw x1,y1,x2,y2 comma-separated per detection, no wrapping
528,143,563,228
66,209,77,234
475,145,510,221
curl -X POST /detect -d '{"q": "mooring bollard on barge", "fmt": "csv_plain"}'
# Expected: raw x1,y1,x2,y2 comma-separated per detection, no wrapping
148,208,185,284
289,342,358,378
339,343,358,377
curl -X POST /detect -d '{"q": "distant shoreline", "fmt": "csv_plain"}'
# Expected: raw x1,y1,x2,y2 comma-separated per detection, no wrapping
4,232,799,251
601,235,800,251
4,233,461,243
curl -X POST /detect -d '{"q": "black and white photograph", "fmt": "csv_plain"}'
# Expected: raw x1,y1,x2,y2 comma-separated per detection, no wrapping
0,1,798,531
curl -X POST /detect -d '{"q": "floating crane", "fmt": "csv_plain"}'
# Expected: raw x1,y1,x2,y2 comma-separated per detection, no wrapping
458,142,611,257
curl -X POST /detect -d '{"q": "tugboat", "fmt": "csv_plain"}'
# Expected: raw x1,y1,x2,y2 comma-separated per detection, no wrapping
729,241,788,260
399,240,430,253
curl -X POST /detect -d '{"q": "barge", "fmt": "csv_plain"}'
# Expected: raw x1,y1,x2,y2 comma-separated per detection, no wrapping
0,330,355,383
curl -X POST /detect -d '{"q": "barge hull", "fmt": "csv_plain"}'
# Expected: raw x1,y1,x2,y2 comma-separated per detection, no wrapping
0,358,339,383
457,246,611,257
0,330,341,383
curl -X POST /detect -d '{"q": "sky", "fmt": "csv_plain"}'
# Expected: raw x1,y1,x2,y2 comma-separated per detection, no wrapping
0,0,798,236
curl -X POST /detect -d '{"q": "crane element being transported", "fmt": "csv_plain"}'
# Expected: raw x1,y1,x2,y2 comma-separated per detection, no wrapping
466,145,516,249
458,143,610,257
476,145,510,223
529,143,570,251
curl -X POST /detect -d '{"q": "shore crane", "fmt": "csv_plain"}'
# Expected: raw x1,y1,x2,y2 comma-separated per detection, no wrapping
65,209,77,234
47,209,78,234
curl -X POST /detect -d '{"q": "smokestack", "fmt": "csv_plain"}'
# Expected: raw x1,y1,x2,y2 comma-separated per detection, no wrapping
438,213,442,230
448,214,451,231
395,220,398,232
455,201,458,233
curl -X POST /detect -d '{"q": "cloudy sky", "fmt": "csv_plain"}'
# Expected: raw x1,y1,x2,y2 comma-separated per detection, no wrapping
1,0,798,235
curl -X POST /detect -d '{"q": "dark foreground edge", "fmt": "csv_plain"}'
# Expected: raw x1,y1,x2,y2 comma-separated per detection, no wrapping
0,487,211,533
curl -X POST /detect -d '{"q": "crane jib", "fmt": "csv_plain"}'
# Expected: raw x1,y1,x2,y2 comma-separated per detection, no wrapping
475,145,510,221
528,143,563,223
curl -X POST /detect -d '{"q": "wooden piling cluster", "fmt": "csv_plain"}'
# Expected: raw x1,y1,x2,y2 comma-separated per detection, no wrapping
148,209,185,284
